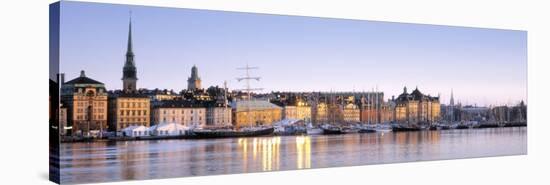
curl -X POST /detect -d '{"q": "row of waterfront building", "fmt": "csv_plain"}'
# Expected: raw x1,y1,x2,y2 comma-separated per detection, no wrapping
57,68,444,137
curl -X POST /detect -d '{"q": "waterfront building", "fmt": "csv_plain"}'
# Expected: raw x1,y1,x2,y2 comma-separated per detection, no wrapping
490,106,510,123
379,102,395,123
232,100,282,127
296,101,312,122
327,101,344,124
357,91,394,124
487,101,527,123
206,104,232,128
60,70,108,136
488,101,526,123
513,101,527,122
460,106,490,122
359,93,386,124
283,106,297,120
342,102,360,123
152,100,206,128
393,87,441,125
281,100,312,122
187,65,202,91
204,85,233,127
108,92,151,133
313,101,329,124
269,92,312,122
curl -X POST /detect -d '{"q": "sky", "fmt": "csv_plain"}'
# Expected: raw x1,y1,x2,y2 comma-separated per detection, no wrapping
59,1,527,106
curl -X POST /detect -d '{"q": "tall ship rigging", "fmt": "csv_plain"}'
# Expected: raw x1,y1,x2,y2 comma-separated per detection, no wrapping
192,64,274,138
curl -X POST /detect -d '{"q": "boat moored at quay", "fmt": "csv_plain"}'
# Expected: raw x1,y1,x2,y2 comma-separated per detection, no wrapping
321,125,343,134
191,126,275,139
391,124,423,132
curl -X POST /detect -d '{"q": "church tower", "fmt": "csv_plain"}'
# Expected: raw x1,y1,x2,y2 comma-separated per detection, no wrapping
187,65,202,90
122,14,137,92
450,89,455,106
448,89,455,121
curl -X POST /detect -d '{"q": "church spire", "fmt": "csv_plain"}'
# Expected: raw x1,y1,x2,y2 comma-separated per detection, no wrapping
126,13,134,55
450,89,454,106
125,11,134,62
122,11,137,92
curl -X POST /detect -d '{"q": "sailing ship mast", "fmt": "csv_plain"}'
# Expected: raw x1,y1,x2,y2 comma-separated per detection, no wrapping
236,63,263,127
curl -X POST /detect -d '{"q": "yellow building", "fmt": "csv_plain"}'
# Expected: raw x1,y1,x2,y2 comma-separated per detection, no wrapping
283,100,312,122
394,87,440,125
60,70,108,137
313,102,328,124
108,93,151,132
342,103,360,123
232,100,282,127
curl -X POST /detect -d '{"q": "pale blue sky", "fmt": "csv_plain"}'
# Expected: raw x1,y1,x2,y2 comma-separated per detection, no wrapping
59,1,527,106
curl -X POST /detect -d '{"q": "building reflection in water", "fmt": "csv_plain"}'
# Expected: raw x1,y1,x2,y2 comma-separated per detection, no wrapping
60,128,526,184
295,136,311,169
238,136,312,171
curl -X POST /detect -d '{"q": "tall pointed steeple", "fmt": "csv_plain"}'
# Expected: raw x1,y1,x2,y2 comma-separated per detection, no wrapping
450,89,454,106
122,11,137,92
126,15,133,58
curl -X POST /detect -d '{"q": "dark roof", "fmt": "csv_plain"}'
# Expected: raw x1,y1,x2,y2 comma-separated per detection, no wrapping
155,100,206,108
109,91,149,98
64,76,103,85
64,71,104,85
411,88,424,99
396,87,439,102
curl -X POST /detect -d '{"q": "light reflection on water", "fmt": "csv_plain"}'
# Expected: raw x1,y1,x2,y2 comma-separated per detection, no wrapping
59,127,526,184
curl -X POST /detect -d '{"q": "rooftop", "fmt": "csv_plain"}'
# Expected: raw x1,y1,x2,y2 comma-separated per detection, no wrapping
232,100,282,112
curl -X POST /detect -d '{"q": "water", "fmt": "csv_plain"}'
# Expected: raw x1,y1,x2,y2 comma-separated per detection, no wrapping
59,127,526,184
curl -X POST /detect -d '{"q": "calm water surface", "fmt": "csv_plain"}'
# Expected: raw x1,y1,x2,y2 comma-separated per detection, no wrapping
59,127,526,184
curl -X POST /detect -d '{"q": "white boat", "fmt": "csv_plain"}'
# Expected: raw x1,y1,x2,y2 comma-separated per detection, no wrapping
306,128,323,135
306,123,323,135
375,124,393,132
